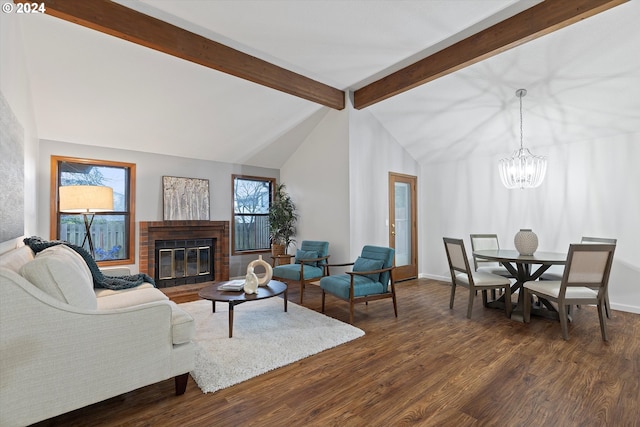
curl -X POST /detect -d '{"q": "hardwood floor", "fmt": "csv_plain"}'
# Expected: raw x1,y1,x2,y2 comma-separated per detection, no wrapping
33,279,640,426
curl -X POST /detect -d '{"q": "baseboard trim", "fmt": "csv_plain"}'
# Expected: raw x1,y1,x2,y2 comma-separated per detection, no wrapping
419,273,640,315
611,303,640,315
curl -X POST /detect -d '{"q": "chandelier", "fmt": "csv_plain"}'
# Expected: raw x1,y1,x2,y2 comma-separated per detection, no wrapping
498,89,547,189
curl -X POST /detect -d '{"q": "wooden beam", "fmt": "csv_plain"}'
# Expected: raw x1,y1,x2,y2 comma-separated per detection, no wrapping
353,0,628,109
20,0,345,110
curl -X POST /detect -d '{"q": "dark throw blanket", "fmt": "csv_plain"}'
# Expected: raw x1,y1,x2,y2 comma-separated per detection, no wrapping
24,236,155,290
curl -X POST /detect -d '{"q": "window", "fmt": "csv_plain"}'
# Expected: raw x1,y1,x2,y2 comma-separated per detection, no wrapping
51,156,136,266
232,175,274,254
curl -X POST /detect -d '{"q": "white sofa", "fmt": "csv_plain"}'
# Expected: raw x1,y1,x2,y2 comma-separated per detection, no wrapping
0,244,195,427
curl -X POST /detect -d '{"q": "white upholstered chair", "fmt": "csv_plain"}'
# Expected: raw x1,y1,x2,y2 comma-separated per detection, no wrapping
523,243,615,341
469,234,513,278
443,237,512,319
470,234,512,300
540,237,617,318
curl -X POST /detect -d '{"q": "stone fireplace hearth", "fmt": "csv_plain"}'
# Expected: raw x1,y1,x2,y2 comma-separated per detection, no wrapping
139,221,229,286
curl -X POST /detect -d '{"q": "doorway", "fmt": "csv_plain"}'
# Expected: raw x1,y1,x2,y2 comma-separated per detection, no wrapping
389,172,417,281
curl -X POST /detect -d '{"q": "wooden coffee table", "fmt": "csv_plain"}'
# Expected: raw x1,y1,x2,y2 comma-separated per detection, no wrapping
198,280,288,337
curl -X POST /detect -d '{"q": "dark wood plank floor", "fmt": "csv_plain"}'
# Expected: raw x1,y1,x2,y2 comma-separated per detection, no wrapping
33,279,640,426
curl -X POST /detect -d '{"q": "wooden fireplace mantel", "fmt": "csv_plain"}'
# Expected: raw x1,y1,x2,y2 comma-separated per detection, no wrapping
139,220,230,283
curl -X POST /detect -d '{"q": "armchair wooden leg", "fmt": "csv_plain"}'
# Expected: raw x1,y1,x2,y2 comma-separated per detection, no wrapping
175,373,189,396
299,281,304,305
391,288,398,318
349,299,355,324
321,290,326,313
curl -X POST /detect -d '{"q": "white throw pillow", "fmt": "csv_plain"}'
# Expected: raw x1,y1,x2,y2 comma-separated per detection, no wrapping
20,245,97,309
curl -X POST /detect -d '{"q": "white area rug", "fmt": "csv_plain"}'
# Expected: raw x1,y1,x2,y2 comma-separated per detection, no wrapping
179,297,365,394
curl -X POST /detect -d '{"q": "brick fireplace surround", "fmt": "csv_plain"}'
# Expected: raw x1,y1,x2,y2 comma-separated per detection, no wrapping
139,220,230,283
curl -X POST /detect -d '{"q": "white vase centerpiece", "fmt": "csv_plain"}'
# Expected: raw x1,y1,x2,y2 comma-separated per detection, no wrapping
247,255,273,286
514,229,538,256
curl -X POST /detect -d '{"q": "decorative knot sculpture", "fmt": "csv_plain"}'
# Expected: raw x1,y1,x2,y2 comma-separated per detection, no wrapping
247,255,273,287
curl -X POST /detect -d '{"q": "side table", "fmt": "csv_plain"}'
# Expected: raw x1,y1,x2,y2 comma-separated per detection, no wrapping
271,254,294,266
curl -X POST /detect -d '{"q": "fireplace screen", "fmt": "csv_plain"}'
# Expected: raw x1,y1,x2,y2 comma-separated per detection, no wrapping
155,239,214,287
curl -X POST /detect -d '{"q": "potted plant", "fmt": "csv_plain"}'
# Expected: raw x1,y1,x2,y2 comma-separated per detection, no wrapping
269,183,297,256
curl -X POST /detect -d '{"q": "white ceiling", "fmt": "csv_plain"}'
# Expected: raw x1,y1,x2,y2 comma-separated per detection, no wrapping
18,0,640,169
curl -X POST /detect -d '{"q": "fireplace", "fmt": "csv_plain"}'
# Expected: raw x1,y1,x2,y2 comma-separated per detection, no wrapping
139,221,229,287
155,238,214,287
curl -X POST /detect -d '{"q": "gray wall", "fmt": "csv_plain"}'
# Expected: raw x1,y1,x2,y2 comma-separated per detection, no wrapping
37,140,279,278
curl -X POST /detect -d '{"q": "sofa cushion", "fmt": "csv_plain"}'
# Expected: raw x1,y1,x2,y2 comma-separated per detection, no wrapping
0,245,35,273
49,244,93,280
96,291,194,345
273,263,324,281
19,245,96,309
94,282,155,298
320,274,385,300
96,287,169,310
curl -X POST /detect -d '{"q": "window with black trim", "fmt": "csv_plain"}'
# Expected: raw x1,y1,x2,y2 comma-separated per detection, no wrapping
51,156,135,266
232,175,274,254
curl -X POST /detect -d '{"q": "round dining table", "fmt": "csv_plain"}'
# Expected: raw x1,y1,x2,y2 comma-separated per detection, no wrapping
472,249,568,321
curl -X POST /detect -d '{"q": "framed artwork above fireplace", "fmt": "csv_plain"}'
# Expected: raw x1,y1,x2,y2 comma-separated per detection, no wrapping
163,176,210,221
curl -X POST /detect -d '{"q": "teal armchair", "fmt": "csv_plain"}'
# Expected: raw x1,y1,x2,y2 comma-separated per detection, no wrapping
320,245,397,324
271,240,330,304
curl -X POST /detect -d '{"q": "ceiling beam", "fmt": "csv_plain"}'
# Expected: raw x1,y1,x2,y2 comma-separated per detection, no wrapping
353,0,628,109
20,0,345,110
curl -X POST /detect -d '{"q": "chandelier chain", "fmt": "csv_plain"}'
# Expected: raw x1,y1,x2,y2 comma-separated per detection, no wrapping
519,92,524,150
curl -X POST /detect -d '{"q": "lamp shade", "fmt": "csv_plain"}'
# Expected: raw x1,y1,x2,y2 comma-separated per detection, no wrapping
59,185,114,213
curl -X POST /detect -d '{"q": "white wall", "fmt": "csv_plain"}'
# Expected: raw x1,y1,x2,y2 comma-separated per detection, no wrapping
281,107,351,264
37,140,279,277
281,97,420,267
348,100,420,261
421,132,640,313
0,13,38,254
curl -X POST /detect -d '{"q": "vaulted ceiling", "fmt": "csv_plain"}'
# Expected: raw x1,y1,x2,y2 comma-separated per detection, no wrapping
17,0,640,168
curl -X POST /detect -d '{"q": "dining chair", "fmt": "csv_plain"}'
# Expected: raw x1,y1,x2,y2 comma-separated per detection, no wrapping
443,237,512,319
271,240,330,304
540,236,617,318
523,243,616,341
469,234,513,278
319,245,396,324
469,234,513,299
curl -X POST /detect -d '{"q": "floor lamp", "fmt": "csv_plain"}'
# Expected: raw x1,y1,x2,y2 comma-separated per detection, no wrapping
59,185,114,258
